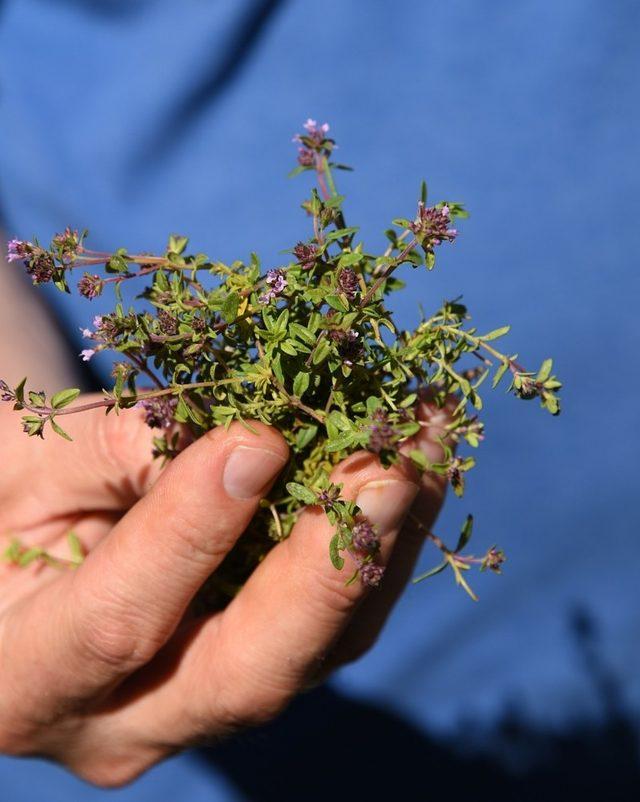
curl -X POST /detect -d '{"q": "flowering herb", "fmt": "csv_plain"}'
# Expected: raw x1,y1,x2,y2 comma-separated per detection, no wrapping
1,121,562,605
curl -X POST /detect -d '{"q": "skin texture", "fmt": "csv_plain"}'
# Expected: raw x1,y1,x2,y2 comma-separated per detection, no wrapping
0,249,453,787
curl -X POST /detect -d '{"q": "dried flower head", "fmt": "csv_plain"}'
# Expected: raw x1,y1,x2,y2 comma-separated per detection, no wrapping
77,273,103,299
293,241,318,270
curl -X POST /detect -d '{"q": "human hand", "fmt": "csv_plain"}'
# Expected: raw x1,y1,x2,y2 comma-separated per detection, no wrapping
0,396,451,786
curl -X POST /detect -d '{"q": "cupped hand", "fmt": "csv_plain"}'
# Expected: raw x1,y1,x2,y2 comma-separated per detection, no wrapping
0,396,451,786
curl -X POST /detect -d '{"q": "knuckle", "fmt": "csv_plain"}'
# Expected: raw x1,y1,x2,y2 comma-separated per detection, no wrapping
73,753,159,789
0,725,31,757
191,655,295,736
71,589,160,672
215,683,293,732
299,559,363,618
160,499,231,563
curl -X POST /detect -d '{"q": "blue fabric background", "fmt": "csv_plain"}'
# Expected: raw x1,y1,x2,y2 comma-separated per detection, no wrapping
1,0,638,798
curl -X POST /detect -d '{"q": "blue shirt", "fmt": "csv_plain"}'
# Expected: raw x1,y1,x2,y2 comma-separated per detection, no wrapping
1,1,639,798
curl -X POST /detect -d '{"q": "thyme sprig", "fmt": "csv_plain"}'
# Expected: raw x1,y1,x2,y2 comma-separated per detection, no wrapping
2,119,561,603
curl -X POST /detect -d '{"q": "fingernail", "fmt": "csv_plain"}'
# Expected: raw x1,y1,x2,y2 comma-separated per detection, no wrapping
223,446,287,499
355,480,419,536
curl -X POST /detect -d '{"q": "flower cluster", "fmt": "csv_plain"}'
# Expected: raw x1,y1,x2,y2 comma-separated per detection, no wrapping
293,241,319,270
138,396,179,429
368,408,401,454
6,239,32,263
78,273,103,299
293,118,332,167
259,268,288,304
409,201,458,253
1,121,562,606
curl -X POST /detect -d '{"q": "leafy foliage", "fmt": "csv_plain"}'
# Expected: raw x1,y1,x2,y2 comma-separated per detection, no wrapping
1,120,561,604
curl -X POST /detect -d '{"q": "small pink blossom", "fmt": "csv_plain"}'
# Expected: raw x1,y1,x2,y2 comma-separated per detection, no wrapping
303,119,329,135
6,239,32,263
79,349,95,362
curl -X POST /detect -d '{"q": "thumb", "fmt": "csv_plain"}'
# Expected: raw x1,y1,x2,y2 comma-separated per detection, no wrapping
12,421,289,703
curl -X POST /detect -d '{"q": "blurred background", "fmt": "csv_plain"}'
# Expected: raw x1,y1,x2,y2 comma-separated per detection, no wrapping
0,1,638,799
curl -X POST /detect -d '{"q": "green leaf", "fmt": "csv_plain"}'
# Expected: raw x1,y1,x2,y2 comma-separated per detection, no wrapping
337,252,363,268
325,227,359,243
14,378,26,404
106,254,129,273
67,532,85,565
329,533,345,570
413,560,449,583
50,419,73,441
174,396,191,423
28,391,46,407
272,308,288,336
293,371,310,398
537,358,553,382
328,410,352,431
326,432,356,453
290,323,316,346
481,326,510,342
168,234,189,254
288,164,311,178
409,449,428,470
454,515,474,553
325,294,349,313
295,424,318,450
18,547,44,567
51,388,81,410
221,292,240,323
492,360,510,389
543,394,560,416
271,354,285,384
312,338,332,365
286,482,317,505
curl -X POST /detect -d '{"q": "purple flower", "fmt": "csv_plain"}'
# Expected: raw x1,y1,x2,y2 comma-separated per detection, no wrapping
80,327,93,339
157,309,178,335
77,273,103,300
293,119,332,156
0,379,15,402
303,118,330,136
337,267,359,300
328,328,363,367
297,147,315,167
138,396,178,429
79,349,96,362
316,486,341,507
482,547,506,573
259,268,288,304
293,242,318,270
409,202,458,250
52,227,80,257
6,239,32,263
25,252,55,284
358,561,385,588
352,519,379,553
368,408,399,454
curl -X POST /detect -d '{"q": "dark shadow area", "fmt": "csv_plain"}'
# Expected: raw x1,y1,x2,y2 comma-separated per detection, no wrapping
199,608,640,802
